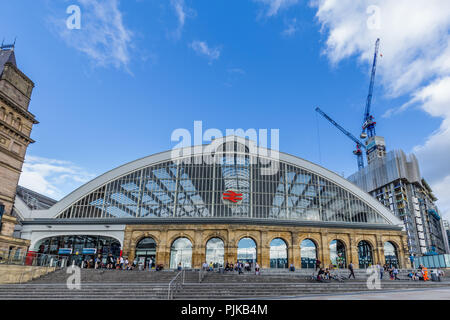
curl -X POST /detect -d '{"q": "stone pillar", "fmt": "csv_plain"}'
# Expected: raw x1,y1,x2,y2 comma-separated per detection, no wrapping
320,232,329,267
348,236,359,269
291,232,300,269
260,231,270,268
193,230,203,269
158,229,169,268
375,235,384,265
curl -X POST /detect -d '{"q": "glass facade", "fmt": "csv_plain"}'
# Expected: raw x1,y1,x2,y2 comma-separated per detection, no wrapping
170,237,192,268
384,241,399,267
136,237,156,268
358,240,373,268
205,238,224,268
55,143,390,225
330,239,347,268
270,238,288,268
237,237,257,264
35,235,121,266
300,239,317,268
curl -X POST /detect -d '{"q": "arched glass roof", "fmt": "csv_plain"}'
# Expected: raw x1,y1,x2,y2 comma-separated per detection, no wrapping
50,137,399,226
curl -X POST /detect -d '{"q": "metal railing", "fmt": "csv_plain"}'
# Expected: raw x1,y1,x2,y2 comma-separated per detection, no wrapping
167,269,185,300
0,249,67,284
18,253,68,284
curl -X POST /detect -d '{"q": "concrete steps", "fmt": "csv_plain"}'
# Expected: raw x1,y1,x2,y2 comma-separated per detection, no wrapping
1,268,447,300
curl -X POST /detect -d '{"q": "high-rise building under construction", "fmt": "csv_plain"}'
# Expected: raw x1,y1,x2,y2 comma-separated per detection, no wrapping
348,149,450,256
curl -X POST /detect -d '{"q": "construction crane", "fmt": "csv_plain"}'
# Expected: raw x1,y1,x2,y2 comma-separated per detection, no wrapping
315,107,367,170
361,38,380,139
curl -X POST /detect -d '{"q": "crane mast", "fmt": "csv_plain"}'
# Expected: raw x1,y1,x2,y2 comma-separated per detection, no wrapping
361,38,380,139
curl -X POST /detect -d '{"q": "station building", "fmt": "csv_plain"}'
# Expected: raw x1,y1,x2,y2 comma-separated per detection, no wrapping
16,136,410,269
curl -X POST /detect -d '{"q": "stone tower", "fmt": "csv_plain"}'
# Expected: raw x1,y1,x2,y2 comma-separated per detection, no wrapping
0,44,37,254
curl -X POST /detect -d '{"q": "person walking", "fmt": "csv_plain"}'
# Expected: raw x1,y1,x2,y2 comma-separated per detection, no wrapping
120,256,124,270
255,263,260,275
377,263,383,280
315,259,321,271
348,262,355,279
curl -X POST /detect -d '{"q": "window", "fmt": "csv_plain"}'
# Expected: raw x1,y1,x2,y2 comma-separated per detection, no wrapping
330,240,347,268
205,238,224,268
358,240,373,268
300,239,317,268
237,238,257,264
170,237,192,269
270,238,288,268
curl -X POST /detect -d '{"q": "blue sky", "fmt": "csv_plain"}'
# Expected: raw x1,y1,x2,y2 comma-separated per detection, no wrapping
1,1,449,219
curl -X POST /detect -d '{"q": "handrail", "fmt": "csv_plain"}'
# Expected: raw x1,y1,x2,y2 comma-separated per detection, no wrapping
167,270,185,300
18,254,68,284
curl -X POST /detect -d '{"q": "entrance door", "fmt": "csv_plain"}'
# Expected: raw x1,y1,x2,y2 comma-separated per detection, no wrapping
135,237,157,269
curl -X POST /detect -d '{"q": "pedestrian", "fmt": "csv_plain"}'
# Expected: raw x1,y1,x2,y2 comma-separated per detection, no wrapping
124,258,129,270
315,259,321,271
348,262,355,279
120,256,124,269
178,262,182,271
255,263,260,275
393,267,400,280
107,253,114,269
148,258,153,271
376,263,383,280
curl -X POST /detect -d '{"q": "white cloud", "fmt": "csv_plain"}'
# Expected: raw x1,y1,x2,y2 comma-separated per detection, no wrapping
50,0,133,70
310,0,450,220
18,156,96,201
254,0,301,17
282,18,299,36
190,41,221,64
170,0,195,39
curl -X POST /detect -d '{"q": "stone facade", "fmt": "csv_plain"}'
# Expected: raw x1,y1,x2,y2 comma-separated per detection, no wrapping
0,48,37,253
122,223,409,269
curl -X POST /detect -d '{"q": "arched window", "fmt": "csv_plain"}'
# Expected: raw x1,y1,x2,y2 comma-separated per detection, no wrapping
384,241,399,268
205,238,224,268
300,239,317,268
237,237,257,265
270,238,288,268
136,237,157,269
170,237,192,269
16,117,22,130
330,239,347,268
358,240,373,269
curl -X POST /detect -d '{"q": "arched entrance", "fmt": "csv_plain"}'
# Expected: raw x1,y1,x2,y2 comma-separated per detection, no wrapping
135,237,157,269
34,235,121,268
270,238,288,269
384,241,399,268
300,239,317,269
330,239,347,268
237,237,257,265
357,240,373,269
205,238,224,268
170,237,192,269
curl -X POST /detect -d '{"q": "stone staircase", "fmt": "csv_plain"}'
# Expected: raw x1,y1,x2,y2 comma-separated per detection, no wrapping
0,268,447,300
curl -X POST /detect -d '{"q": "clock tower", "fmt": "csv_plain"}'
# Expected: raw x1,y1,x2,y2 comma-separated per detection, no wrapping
0,43,38,254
